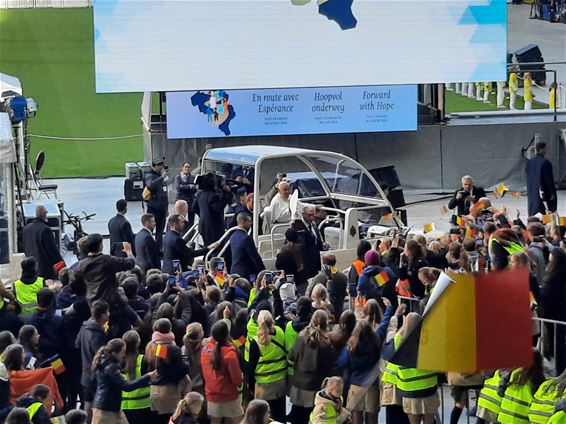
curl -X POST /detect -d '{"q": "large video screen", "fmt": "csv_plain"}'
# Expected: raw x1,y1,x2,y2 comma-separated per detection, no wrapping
166,85,417,139
93,0,507,93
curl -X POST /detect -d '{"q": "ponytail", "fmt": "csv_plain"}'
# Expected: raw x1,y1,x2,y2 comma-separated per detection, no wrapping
210,320,230,371
171,399,188,421
256,310,274,347
91,338,125,372
212,341,223,371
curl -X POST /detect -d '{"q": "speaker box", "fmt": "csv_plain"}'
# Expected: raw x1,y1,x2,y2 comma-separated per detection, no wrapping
514,44,546,85
124,179,144,201
370,165,401,191
387,188,406,209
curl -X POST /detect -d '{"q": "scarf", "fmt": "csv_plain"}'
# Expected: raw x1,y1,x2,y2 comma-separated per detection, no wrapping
151,331,176,346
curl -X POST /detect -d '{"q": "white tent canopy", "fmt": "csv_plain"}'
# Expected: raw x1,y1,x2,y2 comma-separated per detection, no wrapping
0,72,22,100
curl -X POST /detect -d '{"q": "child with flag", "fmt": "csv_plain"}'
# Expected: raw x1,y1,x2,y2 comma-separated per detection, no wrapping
357,250,397,308
145,319,190,424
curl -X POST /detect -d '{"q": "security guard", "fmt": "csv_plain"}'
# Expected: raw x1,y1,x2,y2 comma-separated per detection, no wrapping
13,258,45,316
121,354,151,413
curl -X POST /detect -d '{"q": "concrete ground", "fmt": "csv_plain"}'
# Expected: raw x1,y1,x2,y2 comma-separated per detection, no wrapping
507,2,566,104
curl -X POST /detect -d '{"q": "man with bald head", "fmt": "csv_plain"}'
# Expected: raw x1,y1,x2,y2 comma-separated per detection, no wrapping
269,180,291,224
174,199,190,236
22,205,63,279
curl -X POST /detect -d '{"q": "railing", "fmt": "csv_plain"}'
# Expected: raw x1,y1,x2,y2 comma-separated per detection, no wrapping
1,0,91,7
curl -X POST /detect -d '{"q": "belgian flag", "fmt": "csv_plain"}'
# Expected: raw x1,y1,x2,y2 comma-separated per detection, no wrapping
392,268,532,373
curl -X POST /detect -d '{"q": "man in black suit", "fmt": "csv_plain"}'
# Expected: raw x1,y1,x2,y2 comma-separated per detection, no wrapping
291,204,327,279
134,213,161,274
145,158,170,251
229,214,265,279
22,205,63,280
448,175,486,216
162,214,218,274
108,199,135,257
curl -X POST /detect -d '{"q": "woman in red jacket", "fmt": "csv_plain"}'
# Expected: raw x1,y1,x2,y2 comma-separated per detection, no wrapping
201,320,244,424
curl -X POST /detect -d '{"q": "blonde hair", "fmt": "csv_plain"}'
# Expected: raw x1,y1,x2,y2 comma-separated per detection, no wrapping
256,310,275,346
399,312,421,341
311,284,328,302
172,392,204,419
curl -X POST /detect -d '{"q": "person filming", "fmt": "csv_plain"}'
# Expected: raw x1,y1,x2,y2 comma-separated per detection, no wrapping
448,175,486,216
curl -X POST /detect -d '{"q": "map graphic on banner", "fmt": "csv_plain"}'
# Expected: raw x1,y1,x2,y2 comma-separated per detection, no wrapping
166,85,417,139
93,0,507,93
291,0,357,30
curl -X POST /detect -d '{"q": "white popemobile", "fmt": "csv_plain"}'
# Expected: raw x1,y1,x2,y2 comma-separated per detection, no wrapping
192,145,403,270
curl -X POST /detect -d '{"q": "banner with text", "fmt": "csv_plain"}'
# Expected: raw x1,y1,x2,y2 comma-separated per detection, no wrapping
166,85,417,139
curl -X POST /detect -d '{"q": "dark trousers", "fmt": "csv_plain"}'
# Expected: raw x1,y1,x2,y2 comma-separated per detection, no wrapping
268,397,286,423
288,405,313,424
385,404,409,424
147,206,167,252
124,408,155,424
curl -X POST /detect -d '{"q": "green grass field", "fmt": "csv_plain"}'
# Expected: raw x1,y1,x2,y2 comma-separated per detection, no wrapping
445,88,547,113
0,8,143,178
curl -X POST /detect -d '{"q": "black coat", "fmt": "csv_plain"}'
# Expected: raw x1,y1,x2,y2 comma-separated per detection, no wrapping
527,154,557,216
134,228,161,273
174,173,197,207
29,310,65,359
447,186,487,216
22,218,62,280
151,343,190,386
541,272,566,321
145,169,169,211
162,230,209,274
107,214,135,257
194,189,231,246
229,228,265,279
92,356,151,412
291,220,324,279
75,318,108,387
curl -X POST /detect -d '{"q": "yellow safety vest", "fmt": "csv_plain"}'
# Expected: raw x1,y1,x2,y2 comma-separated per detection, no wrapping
284,321,298,377
26,401,43,419
509,73,519,93
548,410,566,423
529,379,564,424
244,317,258,362
478,369,504,414
121,355,151,410
254,326,287,384
498,368,534,424
309,400,338,424
14,277,44,315
549,88,556,110
382,333,402,386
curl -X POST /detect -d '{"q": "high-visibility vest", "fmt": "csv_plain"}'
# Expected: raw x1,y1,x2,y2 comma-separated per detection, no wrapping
498,368,534,424
26,401,43,419
529,379,563,424
352,260,364,276
254,326,287,384
14,277,44,314
478,369,505,415
382,333,402,386
244,317,258,362
121,355,150,410
284,321,298,376
396,367,438,397
524,78,533,102
248,288,258,309
309,401,338,424
548,411,566,424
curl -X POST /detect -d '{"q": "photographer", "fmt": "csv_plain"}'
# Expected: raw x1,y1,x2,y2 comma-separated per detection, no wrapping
145,158,171,251
194,172,232,246
447,175,486,216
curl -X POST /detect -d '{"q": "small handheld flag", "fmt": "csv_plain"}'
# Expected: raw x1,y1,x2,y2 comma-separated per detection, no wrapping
215,272,225,287
51,358,65,375
510,191,521,199
423,223,435,234
558,216,566,227
464,227,477,239
493,183,509,198
155,344,168,359
542,214,554,225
